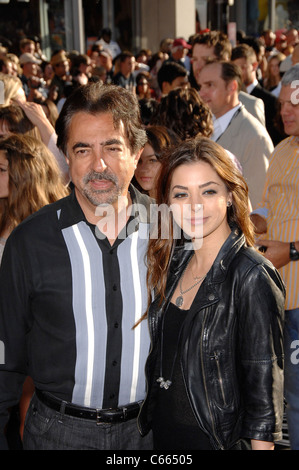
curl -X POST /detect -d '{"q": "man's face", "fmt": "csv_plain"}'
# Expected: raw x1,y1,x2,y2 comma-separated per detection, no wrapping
168,75,189,93
53,60,69,77
192,44,215,84
232,57,255,86
198,63,232,118
23,62,38,77
121,56,135,77
66,112,141,220
279,84,299,136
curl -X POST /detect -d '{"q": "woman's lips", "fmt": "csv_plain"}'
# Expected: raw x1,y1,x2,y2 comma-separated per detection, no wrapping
139,177,152,183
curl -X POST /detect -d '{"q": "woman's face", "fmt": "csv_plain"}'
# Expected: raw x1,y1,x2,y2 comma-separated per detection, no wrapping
134,144,162,196
169,161,231,245
0,150,9,199
269,58,280,77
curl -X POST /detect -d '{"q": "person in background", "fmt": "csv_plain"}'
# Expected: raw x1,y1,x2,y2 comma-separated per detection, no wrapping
231,43,282,145
0,133,69,448
151,86,213,142
96,27,121,60
191,30,266,126
0,73,26,107
157,61,189,98
135,72,154,100
0,133,69,263
250,65,299,449
113,50,136,92
49,50,71,104
0,100,69,182
198,60,273,208
263,52,286,98
132,125,173,198
138,136,285,450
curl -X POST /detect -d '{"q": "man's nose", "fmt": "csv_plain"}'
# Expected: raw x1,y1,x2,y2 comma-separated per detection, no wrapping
93,151,108,172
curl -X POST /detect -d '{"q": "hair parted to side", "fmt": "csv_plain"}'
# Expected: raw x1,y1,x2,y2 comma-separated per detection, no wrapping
146,136,255,306
55,82,147,155
0,134,69,235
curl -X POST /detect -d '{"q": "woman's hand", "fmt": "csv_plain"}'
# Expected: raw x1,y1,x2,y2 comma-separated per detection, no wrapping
251,440,274,450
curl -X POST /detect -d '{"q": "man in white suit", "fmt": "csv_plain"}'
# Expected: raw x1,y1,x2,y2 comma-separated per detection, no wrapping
191,31,266,126
198,60,273,208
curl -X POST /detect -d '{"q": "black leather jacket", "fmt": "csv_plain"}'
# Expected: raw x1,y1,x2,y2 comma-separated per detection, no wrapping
138,228,285,449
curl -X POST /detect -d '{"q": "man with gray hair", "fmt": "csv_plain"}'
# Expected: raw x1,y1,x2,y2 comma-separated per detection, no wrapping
0,83,153,450
251,64,299,449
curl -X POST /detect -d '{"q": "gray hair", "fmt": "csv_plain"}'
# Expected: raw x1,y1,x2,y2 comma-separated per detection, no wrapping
281,64,299,86
56,82,147,155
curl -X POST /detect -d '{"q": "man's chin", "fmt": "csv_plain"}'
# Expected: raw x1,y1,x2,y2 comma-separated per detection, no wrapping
84,189,119,208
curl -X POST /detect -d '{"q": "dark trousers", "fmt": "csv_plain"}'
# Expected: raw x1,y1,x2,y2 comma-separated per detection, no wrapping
23,393,153,450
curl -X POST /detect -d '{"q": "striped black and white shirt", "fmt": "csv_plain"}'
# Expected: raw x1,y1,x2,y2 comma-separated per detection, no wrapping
0,186,151,422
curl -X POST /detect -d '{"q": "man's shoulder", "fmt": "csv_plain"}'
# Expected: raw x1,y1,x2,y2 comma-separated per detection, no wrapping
252,84,278,105
12,194,72,236
272,135,299,155
236,106,271,136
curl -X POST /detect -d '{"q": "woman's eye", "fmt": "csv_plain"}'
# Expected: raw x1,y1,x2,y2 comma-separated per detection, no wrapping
203,189,217,195
172,192,188,199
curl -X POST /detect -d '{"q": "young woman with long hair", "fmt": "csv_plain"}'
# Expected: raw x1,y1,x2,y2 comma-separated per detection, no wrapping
0,134,69,260
138,136,285,450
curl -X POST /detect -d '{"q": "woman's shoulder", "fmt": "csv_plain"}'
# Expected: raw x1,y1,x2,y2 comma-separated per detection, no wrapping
233,245,285,294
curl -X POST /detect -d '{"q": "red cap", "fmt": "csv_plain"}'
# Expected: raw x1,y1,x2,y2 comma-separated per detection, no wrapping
172,38,191,49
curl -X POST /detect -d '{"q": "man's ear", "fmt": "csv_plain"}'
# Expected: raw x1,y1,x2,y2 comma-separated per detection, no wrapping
162,81,171,95
227,79,238,94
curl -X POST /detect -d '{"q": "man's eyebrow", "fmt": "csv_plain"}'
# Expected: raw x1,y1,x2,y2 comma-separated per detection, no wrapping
72,142,90,151
71,139,124,152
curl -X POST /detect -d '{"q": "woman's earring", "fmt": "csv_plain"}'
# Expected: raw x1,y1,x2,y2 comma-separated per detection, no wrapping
227,201,232,207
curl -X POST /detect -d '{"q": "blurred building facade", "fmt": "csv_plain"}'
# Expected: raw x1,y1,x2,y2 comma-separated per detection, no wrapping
0,0,298,58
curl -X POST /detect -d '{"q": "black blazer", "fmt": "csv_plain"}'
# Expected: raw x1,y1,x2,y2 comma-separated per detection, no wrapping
250,84,284,145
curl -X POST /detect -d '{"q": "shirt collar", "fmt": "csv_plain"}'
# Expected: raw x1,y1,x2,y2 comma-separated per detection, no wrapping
57,184,152,230
212,104,241,141
246,78,258,94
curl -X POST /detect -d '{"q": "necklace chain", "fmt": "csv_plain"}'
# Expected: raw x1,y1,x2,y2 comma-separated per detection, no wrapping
157,256,207,390
175,256,206,308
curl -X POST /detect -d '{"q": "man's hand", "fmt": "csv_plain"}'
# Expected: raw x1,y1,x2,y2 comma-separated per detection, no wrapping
250,213,267,234
256,239,290,269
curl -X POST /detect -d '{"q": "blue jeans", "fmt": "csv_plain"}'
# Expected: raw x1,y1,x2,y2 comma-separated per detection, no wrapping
284,308,299,449
23,393,153,450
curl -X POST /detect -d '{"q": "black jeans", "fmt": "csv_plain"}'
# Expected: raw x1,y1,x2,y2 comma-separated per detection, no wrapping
23,393,153,450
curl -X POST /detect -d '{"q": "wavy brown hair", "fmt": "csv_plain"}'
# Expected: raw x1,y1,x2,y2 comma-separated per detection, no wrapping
0,134,69,235
146,136,255,307
151,87,213,141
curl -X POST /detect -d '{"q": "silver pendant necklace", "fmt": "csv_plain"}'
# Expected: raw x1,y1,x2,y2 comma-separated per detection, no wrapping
175,260,206,308
157,257,206,390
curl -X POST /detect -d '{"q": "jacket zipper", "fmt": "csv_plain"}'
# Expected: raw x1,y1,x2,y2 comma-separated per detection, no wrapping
199,312,224,449
214,352,227,407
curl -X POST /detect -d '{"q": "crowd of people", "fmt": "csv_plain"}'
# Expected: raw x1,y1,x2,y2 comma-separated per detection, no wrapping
0,23,298,451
